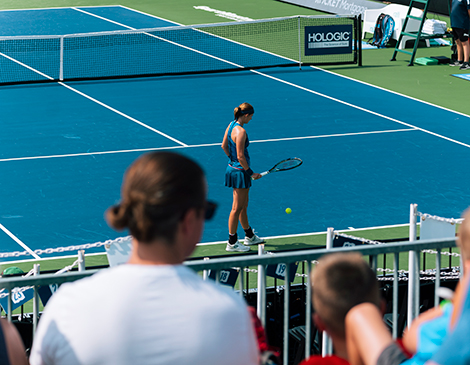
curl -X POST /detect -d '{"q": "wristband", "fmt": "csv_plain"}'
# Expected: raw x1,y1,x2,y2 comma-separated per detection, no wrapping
246,168,254,176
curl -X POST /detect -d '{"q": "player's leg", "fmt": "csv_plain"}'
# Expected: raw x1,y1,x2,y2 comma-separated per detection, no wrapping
238,189,265,245
238,189,249,230
226,188,250,252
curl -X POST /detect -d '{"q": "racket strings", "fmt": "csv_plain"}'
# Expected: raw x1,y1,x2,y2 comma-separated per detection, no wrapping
274,158,302,171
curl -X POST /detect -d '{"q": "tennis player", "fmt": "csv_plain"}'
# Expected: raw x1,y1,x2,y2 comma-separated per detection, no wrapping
222,102,265,252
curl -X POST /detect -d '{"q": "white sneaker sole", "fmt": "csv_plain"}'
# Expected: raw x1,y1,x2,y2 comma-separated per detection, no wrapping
226,244,250,252
244,237,265,246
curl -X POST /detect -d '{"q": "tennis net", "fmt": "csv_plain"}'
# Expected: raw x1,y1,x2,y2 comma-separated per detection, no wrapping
0,14,361,85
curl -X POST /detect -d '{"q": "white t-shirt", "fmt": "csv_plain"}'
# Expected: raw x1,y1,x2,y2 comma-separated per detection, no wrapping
30,264,259,365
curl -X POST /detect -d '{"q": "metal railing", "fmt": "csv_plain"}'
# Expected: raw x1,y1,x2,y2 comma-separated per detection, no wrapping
0,237,458,364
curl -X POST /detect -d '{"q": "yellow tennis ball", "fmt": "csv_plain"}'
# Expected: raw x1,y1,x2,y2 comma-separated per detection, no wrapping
285,208,292,214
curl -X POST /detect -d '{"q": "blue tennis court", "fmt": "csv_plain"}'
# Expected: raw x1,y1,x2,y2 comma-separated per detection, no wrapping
1,5,470,261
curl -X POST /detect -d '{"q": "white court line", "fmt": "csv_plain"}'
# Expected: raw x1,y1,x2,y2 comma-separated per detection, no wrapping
83,5,470,121
1,7,188,148
0,53,54,80
252,128,417,144
72,7,136,30
58,82,188,147
312,66,470,119
0,5,122,12
4,9,468,154
250,69,470,150
117,5,185,25
0,55,187,148
0,128,416,162
71,8,470,150
0,224,40,259
72,7,245,69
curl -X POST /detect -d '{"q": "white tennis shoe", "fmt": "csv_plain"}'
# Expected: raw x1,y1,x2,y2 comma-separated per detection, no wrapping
226,241,250,252
244,232,265,246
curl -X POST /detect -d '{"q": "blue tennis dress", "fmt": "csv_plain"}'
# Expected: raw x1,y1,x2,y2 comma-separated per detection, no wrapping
225,121,251,189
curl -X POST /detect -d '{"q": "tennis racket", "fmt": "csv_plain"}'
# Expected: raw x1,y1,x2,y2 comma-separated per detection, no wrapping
254,157,303,179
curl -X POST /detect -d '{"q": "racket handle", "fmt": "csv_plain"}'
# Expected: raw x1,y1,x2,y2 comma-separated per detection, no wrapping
251,171,268,180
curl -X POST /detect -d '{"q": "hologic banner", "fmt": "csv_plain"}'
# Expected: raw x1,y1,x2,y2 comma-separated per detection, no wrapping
305,25,353,56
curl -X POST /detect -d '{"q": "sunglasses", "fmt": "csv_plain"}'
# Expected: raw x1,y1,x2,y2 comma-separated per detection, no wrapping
205,201,218,220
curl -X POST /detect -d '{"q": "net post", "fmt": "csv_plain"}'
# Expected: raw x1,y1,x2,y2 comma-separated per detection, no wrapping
357,14,363,67
59,36,64,81
298,16,302,70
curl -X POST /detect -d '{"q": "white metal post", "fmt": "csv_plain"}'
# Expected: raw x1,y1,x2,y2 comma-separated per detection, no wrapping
305,261,312,359
435,249,441,307
393,252,398,339
202,257,209,280
239,267,244,298
33,264,40,335
283,264,291,365
408,203,419,327
257,244,266,327
322,228,334,356
78,250,85,272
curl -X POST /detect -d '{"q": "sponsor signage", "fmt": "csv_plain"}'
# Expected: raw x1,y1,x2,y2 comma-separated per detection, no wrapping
277,0,384,17
305,25,353,55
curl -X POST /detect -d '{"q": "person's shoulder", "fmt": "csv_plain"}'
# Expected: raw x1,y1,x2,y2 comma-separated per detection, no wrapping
179,266,247,304
47,265,126,299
